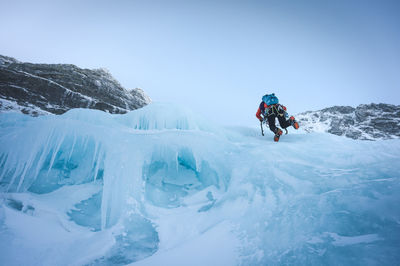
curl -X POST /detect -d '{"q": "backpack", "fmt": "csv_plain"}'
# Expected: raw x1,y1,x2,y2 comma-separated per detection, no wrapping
262,93,279,106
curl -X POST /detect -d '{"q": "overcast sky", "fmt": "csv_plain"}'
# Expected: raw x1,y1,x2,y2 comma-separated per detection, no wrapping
1,0,399,126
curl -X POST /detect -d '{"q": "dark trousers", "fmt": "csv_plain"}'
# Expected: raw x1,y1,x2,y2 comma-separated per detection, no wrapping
267,114,291,133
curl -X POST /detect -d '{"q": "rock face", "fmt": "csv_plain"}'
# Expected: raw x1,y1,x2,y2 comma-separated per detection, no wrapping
296,104,400,140
0,55,151,116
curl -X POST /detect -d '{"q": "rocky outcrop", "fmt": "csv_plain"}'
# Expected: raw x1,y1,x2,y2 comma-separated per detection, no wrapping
297,103,400,140
0,55,151,116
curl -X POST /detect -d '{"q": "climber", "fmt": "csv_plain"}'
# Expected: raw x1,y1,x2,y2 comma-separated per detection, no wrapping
256,93,299,142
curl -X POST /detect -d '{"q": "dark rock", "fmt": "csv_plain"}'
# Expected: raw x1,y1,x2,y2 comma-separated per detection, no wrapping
297,103,400,140
321,106,355,114
0,55,151,115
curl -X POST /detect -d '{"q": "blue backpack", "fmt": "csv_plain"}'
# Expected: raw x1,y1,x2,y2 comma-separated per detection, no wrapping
262,93,279,105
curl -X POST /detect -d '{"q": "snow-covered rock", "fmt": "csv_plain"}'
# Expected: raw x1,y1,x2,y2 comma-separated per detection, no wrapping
0,55,151,116
296,103,400,140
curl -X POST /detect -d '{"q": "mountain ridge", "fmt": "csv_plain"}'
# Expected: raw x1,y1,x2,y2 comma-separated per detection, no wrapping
296,103,400,140
0,55,151,116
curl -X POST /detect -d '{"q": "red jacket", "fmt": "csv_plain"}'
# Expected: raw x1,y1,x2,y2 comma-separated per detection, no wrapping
256,102,286,121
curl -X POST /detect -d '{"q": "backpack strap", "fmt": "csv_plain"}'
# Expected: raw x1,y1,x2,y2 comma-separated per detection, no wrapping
259,102,266,114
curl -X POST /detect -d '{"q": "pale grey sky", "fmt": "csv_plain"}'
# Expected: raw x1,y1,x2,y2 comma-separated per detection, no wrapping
1,0,399,126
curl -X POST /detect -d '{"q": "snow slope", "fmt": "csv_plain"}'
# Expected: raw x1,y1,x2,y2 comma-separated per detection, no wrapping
0,103,399,265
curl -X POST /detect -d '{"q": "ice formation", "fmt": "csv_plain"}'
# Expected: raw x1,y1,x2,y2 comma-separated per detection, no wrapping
0,102,399,265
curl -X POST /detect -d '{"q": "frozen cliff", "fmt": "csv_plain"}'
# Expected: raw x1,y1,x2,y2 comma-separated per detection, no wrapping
0,103,399,265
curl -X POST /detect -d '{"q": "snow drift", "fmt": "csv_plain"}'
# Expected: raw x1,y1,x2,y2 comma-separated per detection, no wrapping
0,103,399,265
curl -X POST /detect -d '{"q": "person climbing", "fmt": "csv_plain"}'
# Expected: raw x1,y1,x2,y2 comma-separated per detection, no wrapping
256,93,299,142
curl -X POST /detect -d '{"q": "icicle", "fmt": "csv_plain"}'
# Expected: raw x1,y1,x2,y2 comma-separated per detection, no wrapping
2,149,21,187
33,131,54,182
0,154,9,183
91,139,100,168
47,131,65,176
100,171,110,230
67,131,77,162
82,135,90,153
16,148,37,192
175,151,179,172
193,151,201,173
93,147,103,181
7,161,26,192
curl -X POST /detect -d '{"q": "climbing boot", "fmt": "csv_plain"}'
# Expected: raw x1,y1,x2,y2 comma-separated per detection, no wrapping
274,128,283,142
289,116,299,129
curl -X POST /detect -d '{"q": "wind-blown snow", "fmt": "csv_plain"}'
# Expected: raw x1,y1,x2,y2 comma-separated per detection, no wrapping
0,103,399,265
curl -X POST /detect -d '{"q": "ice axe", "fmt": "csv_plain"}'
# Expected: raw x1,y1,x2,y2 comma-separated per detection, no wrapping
261,120,288,136
260,120,264,136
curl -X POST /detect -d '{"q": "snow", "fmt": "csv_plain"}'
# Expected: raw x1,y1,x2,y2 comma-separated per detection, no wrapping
1,102,400,265
296,105,400,140
131,221,239,266
325,232,383,247
0,98,51,116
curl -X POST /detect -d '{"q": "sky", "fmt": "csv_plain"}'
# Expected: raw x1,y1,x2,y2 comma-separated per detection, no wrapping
1,0,399,126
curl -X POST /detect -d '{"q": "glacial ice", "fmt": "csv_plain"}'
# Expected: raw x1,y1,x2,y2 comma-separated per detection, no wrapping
0,102,400,265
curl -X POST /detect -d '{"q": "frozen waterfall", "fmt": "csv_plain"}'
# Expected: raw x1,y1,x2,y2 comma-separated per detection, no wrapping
0,103,399,265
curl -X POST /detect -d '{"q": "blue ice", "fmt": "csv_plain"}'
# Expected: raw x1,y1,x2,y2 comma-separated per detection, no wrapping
0,103,399,265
